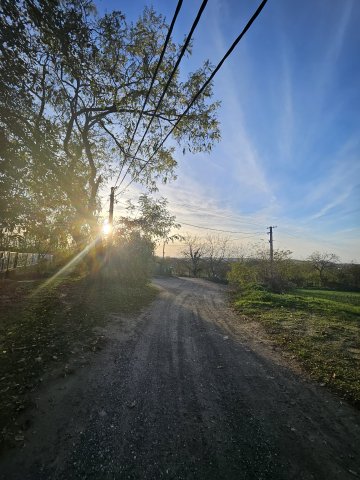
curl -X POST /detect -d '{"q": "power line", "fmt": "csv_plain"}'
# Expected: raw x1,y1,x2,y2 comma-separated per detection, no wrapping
113,200,263,235
114,197,266,232
279,231,299,239
116,0,209,190
168,200,265,227
113,0,183,188
177,221,263,235
119,0,269,195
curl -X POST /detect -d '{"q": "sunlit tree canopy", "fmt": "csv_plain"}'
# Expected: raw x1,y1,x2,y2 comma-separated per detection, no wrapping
0,0,220,246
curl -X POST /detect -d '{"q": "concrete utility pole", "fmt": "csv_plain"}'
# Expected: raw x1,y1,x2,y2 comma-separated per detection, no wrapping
108,187,115,228
267,226,277,269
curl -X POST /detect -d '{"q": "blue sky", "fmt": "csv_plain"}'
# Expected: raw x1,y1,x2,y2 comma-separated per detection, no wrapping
97,0,360,262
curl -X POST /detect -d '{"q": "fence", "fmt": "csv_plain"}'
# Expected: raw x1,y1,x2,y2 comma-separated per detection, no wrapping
0,251,54,273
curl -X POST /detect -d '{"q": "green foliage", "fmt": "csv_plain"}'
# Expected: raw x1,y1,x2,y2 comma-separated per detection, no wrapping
228,248,295,293
233,287,360,405
227,260,258,289
1,1,220,245
119,195,183,269
228,247,360,293
110,230,155,285
235,289,360,317
298,289,360,307
122,195,182,245
307,251,340,287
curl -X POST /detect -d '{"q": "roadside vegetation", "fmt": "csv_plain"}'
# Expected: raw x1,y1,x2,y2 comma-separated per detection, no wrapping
171,238,360,406
0,259,158,451
1,183,197,450
0,195,184,450
228,250,360,407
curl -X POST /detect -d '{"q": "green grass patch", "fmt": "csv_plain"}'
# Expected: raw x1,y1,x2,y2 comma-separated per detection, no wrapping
0,273,158,450
297,289,360,306
233,288,360,406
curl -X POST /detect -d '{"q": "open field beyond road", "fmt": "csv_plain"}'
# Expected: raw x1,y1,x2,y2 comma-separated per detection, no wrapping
1,277,359,479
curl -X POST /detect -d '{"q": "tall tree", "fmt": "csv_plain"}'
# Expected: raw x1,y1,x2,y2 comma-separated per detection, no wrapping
0,0,220,242
120,195,182,258
308,251,340,287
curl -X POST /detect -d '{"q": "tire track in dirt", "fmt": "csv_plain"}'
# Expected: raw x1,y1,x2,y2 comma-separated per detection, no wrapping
1,277,359,479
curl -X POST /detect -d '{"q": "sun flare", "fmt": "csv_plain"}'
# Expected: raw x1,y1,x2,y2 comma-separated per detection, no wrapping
102,223,112,235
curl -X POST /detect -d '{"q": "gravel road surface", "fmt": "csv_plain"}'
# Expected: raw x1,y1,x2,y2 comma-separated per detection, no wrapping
1,277,359,479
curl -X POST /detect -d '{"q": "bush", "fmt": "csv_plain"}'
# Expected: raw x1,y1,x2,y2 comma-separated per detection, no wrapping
108,231,155,285
227,261,258,289
262,273,296,294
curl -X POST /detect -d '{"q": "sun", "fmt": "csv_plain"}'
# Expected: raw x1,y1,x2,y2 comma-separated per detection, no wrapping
102,222,112,235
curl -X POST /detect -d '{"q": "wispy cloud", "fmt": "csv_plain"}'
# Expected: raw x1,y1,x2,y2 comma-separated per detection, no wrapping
295,0,355,156
303,136,360,215
278,52,294,163
325,0,354,65
309,187,354,221
208,1,276,204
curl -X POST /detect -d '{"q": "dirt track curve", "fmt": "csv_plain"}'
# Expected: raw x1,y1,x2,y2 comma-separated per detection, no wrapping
1,277,359,479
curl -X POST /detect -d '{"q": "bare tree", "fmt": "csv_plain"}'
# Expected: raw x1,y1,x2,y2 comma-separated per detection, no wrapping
181,235,208,277
204,235,232,279
308,251,340,287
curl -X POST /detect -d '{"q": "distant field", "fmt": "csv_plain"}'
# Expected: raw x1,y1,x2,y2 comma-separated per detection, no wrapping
233,288,360,406
299,289,360,306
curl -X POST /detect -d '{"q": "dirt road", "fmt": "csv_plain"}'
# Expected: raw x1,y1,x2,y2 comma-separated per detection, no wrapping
1,277,359,479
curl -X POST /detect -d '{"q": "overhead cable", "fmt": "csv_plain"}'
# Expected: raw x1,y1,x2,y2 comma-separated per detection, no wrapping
116,0,209,190
119,0,269,195
171,221,263,235
169,201,265,227
114,199,263,235
113,0,183,188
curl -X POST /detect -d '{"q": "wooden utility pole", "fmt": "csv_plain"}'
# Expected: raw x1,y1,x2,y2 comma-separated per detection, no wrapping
267,226,277,271
109,187,115,228
104,187,116,269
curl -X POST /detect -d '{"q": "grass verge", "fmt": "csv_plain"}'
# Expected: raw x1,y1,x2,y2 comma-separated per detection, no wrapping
233,288,360,406
0,272,158,450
